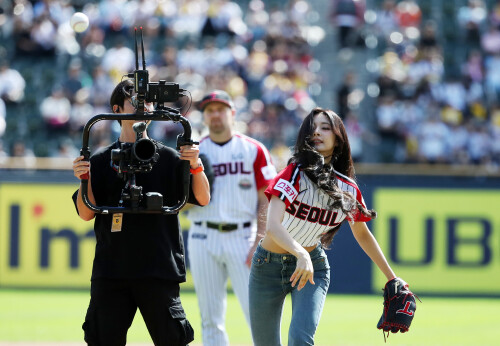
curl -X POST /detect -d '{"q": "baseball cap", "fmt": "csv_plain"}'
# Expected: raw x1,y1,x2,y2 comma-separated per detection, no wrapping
198,90,235,111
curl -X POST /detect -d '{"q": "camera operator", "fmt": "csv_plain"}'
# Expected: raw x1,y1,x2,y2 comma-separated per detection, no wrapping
72,79,210,346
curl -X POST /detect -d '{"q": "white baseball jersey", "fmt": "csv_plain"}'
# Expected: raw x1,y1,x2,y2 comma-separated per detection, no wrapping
265,163,371,247
188,132,277,223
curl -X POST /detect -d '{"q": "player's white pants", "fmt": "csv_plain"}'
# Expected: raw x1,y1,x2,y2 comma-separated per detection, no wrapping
187,222,254,346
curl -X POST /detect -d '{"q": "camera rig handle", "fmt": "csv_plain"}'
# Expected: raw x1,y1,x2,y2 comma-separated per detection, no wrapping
80,108,197,215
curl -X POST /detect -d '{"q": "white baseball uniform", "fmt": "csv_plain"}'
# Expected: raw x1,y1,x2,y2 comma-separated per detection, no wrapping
265,162,371,245
187,132,276,346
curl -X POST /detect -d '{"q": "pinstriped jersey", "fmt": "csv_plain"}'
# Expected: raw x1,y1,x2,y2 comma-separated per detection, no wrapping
188,133,277,223
264,163,371,247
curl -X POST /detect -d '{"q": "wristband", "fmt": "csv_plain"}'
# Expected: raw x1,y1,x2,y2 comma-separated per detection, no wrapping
190,159,204,174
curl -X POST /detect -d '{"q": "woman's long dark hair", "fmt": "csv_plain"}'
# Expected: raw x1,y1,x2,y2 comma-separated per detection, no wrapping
289,108,376,247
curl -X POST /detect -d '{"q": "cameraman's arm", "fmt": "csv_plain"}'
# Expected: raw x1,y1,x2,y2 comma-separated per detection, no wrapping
72,155,96,221
179,145,210,206
182,153,213,210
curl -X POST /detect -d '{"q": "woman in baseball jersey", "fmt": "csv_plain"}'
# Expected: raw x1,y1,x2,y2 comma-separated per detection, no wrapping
249,107,397,345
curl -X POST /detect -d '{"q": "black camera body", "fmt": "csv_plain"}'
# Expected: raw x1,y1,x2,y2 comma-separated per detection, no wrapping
135,70,181,104
110,122,159,179
111,139,159,177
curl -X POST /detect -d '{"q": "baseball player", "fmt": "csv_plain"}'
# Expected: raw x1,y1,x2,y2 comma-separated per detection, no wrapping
186,90,277,346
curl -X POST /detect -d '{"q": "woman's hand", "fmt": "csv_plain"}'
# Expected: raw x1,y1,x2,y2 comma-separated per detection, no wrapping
179,144,200,168
73,156,90,180
290,250,315,291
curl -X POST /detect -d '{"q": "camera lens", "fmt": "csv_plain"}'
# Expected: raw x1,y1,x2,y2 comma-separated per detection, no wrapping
133,139,156,162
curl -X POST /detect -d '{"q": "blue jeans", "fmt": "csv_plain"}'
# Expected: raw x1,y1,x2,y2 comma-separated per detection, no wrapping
249,243,330,346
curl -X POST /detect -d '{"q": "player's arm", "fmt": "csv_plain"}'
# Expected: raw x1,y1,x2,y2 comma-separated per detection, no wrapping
73,155,96,221
349,221,395,280
266,195,314,290
245,187,268,267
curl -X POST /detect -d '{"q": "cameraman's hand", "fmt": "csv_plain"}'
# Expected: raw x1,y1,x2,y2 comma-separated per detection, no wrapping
73,156,90,180
179,144,200,168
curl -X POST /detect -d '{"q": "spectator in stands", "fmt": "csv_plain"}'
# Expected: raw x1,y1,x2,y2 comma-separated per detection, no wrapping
40,86,71,134
415,114,450,164
62,59,92,103
484,52,500,104
343,111,365,162
101,37,135,82
329,0,365,49
29,15,57,56
375,95,401,162
447,122,470,164
394,0,421,28
69,89,95,138
336,71,356,120
374,0,399,43
462,49,484,83
458,0,487,50
0,62,26,104
10,139,36,167
480,24,500,55
202,0,244,38
419,20,439,49
467,123,491,164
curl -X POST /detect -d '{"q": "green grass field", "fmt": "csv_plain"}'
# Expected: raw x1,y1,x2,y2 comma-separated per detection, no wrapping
1,286,500,345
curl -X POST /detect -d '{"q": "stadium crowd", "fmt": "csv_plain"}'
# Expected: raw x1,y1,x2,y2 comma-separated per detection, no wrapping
0,0,498,171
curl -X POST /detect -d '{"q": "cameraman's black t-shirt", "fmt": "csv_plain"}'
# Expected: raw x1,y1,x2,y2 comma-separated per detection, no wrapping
72,140,199,282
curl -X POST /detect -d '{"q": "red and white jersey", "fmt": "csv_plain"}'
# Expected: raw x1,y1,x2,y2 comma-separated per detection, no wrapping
188,133,276,223
265,163,371,247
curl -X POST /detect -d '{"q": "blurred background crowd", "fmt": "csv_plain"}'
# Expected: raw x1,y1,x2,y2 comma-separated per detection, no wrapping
0,0,499,171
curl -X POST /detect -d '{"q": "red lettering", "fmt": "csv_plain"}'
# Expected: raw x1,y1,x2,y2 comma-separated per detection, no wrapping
219,164,227,176
296,203,310,220
307,207,320,223
286,200,300,215
240,162,251,174
318,209,332,225
396,302,414,316
212,161,251,177
329,212,339,226
229,162,238,174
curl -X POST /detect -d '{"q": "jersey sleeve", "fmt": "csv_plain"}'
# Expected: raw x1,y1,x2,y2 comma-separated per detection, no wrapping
253,141,277,190
352,189,371,222
264,163,301,207
348,182,371,223
336,172,372,223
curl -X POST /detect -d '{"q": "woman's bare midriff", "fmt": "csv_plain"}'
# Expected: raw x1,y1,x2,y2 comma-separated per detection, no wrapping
261,235,317,254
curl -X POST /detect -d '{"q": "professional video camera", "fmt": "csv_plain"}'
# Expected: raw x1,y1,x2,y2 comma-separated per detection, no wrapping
111,122,159,179
79,27,198,214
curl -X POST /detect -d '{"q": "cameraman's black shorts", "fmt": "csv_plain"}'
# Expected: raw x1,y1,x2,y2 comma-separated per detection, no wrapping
82,278,194,346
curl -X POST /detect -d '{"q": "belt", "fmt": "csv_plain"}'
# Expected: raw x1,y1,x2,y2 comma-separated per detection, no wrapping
194,221,251,232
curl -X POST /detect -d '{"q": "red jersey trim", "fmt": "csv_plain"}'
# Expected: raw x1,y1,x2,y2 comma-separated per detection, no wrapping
265,163,301,207
335,171,371,222
234,133,276,190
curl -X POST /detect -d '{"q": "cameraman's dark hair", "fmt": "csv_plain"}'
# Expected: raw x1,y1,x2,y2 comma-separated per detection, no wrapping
110,80,134,124
289,107,376,248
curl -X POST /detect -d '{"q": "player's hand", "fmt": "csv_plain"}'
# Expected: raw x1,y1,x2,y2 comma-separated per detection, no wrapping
246,242,259,268
73,156,90,180
290,251,315,291
179,144,200,168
